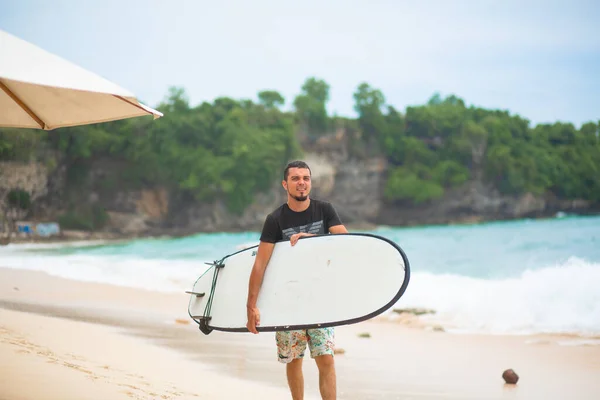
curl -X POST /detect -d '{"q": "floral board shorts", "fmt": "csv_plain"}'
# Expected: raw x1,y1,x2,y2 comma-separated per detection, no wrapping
275,328,335,364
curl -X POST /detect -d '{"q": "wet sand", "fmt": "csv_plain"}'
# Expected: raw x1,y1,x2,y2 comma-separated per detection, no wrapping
1,267,599,399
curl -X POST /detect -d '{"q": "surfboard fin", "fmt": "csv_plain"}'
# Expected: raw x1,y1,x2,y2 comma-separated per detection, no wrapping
185,291,205,297
198,317,213,335
204,260,225,269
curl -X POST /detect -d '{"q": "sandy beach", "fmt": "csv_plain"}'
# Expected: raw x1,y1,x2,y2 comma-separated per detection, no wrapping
1,267,599,400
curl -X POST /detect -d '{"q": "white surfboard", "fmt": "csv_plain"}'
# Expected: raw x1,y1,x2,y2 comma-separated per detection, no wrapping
187,233,410,334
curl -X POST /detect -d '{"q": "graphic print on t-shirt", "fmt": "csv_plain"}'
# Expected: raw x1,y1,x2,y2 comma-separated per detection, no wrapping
281,220,324,239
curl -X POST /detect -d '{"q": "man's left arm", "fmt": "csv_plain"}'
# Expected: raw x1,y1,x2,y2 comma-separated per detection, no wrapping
326,202,348,234
329,224,348,234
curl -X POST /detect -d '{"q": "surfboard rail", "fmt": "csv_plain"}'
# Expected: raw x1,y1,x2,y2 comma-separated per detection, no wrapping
187,232,410,335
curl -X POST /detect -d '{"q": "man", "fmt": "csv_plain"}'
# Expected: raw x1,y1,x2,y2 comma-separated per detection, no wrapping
246,160,348,400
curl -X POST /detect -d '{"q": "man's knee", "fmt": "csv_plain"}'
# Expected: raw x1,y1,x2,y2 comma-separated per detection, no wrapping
315,354,335,369
287,358,303,369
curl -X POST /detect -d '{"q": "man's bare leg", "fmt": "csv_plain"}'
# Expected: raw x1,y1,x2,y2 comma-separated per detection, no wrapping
286,358,304,400
315,355,336,399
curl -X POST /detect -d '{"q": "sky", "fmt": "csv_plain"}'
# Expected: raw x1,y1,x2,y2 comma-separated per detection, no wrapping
1,0,599,127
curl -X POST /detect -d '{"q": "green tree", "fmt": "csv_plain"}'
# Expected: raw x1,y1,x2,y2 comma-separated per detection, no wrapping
353,82,387,151
384,166,444,204
158,86,190,114
293,77,330,135
258,90,285,109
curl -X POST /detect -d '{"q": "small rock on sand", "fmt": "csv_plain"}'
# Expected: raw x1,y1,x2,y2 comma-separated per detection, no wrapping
502,369,519,384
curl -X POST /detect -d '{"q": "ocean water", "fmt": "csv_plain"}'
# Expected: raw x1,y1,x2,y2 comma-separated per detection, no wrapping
1,215,599,338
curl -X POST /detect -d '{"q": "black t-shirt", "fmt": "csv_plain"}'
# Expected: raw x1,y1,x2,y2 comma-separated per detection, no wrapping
260,199,343,243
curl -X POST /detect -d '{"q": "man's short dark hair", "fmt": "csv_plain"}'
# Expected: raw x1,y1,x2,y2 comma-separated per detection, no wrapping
284,160,311,181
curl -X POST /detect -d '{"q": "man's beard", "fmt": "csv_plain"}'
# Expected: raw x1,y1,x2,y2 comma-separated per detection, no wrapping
291,194,308,202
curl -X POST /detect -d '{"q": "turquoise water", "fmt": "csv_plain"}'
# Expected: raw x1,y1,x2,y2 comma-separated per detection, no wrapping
376,215,600,279
3,215,600,336
47,231,262,261
43,215,600,277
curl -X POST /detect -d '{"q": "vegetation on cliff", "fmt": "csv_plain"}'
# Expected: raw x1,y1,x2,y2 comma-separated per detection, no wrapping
352,86,599,205
1,77,598,230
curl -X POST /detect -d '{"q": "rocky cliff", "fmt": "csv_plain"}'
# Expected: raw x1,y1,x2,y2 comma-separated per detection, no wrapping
0,132,597,239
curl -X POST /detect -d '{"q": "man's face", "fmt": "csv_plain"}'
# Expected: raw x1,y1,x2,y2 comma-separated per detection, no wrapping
283,167,311,201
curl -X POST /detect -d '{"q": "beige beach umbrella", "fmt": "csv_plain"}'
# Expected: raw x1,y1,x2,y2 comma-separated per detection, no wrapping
0,29,163,130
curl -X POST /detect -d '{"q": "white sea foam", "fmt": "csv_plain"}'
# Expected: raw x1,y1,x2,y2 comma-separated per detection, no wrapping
0,247,210,293
393,257,600,337
2,243,599,337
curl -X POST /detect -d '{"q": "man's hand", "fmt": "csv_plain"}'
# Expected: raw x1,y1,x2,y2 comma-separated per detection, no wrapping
246,241,274,335
290,232,314,246
246,306,261,334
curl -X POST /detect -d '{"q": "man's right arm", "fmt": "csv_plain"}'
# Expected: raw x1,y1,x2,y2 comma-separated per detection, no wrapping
246,240,275,334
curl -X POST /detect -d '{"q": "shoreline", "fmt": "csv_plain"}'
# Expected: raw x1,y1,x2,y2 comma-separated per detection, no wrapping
2,212,598,246
1,267,600,399
1,257,598,340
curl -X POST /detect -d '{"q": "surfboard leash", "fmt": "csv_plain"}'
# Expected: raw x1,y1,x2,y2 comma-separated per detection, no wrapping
201,259,225,333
